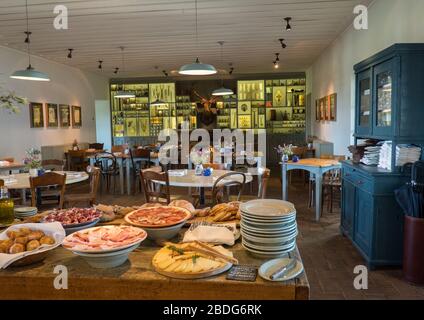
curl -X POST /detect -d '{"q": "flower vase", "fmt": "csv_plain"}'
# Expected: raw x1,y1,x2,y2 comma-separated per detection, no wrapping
282,154,289,162
29,168,38,177
194,164,204,176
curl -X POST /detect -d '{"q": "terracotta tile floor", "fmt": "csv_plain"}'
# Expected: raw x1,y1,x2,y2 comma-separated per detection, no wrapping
74,168,424,300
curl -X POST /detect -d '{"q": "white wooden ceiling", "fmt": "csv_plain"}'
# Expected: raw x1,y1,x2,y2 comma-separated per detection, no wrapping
0,0,372,78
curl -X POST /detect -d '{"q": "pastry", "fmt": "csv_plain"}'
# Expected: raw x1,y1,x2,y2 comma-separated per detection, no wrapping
26,240,40,251
27,231,45,241
39,236,55,245
9,243,25,254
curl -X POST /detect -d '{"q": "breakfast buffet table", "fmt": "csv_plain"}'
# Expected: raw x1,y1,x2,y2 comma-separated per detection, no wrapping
0,238,309,300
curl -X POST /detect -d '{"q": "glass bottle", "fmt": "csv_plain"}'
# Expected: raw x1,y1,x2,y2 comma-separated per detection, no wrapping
0,186,14,225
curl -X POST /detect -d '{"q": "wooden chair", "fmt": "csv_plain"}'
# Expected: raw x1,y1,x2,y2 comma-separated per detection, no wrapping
212,172,246,205
111,144,128,154
64,166,101,207
68,150,88,171
191,163,228,207
29,172,66,209
41,159,65,171
0,179,4,187
89,143,104,150
140,167,170,204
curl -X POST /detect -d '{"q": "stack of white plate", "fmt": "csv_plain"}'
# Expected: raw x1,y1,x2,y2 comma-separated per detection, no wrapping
14,207,38,219
240,199,297,258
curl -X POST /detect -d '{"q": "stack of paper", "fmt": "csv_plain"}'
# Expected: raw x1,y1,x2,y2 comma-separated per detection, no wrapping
360,145,382,166
378,141,393,170
395,145,422,166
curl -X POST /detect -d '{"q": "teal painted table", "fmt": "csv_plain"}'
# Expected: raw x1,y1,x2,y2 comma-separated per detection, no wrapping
281,158,341,221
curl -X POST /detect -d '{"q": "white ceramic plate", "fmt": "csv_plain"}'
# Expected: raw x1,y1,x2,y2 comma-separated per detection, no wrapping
241,211,296,221
14,207,38,213
259,258,304,282
241,230,298,244
242,239,296,252
242,243,295,259
241,217,296,229
240,199,295,217
240,221,297,235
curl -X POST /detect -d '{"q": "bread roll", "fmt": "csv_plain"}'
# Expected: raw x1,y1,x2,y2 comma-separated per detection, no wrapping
26,240,41,251
6,230,19,240
169,200,196,214
27,231,45,241
39,236,55,245
14,236,29,245
9,243,25,254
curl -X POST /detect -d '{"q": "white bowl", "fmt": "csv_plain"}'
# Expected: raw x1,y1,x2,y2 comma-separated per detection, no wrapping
73,243,139,268
143,221,185,241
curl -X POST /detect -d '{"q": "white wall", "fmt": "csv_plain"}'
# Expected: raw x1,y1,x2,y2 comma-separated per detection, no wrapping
95,100,112,151
0,45,109,160
309,0,424,155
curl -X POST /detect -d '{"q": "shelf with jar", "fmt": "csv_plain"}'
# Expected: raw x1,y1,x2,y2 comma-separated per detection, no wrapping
237,80,265,130
176,95,197,129
216,95,237,129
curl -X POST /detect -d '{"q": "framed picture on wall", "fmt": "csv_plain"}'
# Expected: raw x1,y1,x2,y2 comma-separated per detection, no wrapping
59,104,70,127
29,102,44,128
315,100,320,121
329,93,337,121
319,98,325,121
46,103,58,127
72,105,82,127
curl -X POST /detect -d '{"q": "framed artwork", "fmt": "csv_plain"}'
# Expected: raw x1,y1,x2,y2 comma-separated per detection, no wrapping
272,86,286,107
237,101,251,115
319,98,325,121
315,100,320,121
72,105,82,127
329,93,337,121
46,103,58,127
29,102,44,128
59,104,70,127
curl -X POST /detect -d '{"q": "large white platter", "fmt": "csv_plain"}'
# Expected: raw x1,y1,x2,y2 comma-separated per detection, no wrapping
259,257,304,282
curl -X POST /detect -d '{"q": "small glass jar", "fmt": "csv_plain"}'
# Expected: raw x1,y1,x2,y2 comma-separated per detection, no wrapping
0,186,14,226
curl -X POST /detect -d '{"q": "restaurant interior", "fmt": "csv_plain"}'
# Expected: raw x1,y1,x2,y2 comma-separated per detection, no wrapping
0,0,424,301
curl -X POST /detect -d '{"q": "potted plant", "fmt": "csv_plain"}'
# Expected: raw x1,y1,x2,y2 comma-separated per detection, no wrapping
23,148,42,177
275,144,294,162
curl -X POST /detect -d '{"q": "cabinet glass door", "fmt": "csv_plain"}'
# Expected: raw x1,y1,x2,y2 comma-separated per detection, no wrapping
356,70,372,135
373,59,395,136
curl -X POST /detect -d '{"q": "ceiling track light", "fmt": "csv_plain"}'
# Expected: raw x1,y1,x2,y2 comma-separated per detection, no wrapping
24,31,31,43
98,60,103,69
284,17,292,31
162,70,168,77
114,67,119,74
67,48,73,59
273,53,280,69
278,38,287,49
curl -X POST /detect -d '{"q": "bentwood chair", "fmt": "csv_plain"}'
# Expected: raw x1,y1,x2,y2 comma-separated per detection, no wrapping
94,152,119,193
211,172,246,205
64,166,101,207
239,168,271,201
29,172,66,209
191,163,227,207
140,167,171,205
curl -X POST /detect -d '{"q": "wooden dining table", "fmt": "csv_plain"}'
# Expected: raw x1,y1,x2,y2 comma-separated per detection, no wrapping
0,162,26,174
281,158,341,221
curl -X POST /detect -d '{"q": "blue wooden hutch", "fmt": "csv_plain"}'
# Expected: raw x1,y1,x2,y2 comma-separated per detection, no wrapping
341,44,424,269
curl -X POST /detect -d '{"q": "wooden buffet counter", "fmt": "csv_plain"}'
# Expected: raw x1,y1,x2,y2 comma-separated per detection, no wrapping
0,237,309,300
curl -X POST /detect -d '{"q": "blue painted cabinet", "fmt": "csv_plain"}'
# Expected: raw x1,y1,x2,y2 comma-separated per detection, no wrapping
342,44,424,268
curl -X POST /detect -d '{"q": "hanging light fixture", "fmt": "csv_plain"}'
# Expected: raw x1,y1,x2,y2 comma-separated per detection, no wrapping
179,0,216,75
67,48,73,59
10,0,50,81
114,47,135,99
98,60,103,69
212,41,234,96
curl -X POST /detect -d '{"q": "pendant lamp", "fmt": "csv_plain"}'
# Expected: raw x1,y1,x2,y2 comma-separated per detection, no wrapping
212,41,234,96
114,46,135,99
